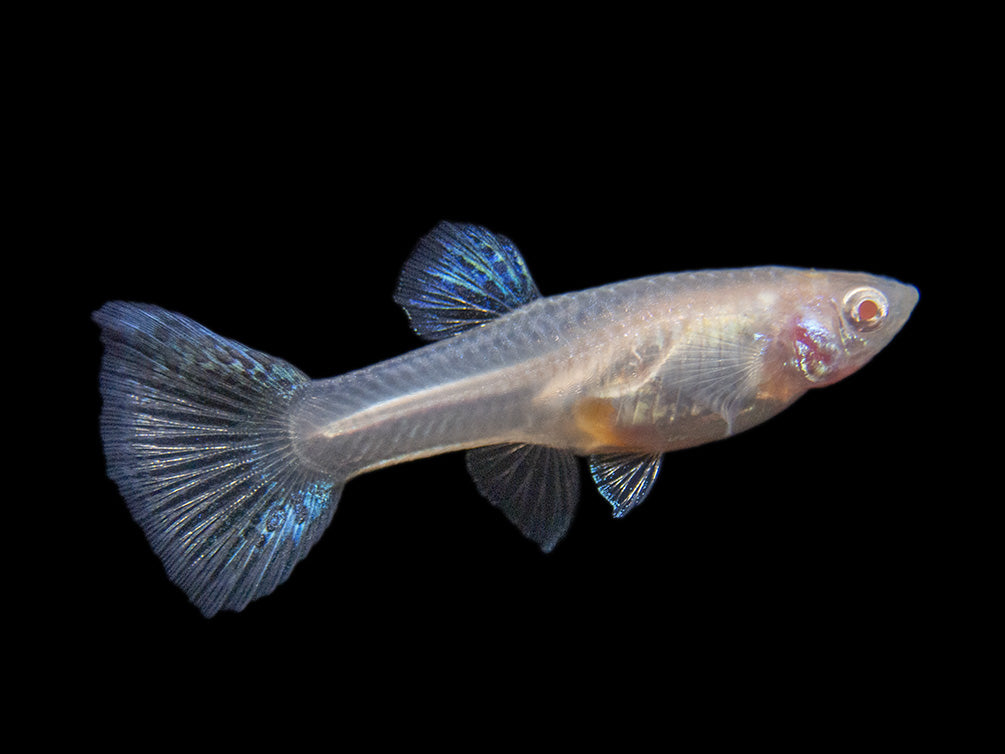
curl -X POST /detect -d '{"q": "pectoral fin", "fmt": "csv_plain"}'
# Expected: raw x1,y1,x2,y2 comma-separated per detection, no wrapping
589,452,663,518
466,443,580,552
666,330,769,435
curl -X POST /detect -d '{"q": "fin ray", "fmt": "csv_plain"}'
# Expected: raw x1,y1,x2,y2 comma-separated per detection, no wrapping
665,330,769,434
466,443,579,552
394,221,541,341
589,452,663,518
94,302,342,616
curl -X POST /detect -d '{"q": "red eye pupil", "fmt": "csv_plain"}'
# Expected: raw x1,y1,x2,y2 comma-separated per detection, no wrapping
857,299,879,321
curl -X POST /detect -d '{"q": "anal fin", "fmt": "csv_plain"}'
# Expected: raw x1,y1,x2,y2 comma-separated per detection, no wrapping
466,443,580,552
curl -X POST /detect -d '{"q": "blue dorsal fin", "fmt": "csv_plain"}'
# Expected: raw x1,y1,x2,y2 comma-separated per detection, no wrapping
393,222,542,341
466,443,580,552
589,452,663,518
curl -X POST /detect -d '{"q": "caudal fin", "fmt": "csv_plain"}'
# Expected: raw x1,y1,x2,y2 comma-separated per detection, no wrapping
94,302,341,616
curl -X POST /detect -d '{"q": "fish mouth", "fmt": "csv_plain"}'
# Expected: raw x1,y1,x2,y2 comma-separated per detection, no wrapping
884,278,920,334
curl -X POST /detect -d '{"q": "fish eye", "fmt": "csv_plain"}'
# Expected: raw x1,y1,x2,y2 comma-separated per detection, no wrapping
842,286,888,332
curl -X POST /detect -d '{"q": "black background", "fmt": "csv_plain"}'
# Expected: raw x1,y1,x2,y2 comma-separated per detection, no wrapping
46,41,969,722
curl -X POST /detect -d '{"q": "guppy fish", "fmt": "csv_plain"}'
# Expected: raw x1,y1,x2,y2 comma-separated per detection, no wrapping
94,222,918,616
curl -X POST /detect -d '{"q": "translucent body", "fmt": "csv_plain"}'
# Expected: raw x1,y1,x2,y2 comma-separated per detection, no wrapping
94,222,918,616
290,266,918,480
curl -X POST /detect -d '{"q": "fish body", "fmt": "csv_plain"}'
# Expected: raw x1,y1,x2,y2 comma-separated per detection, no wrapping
94,222,918,615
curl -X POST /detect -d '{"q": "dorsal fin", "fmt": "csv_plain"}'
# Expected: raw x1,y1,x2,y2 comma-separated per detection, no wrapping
393,222,541,341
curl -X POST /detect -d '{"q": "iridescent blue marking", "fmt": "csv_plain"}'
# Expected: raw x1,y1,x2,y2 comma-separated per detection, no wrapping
94,301,343,617
254,479,336,549
394,221,541,341
589,452,663,518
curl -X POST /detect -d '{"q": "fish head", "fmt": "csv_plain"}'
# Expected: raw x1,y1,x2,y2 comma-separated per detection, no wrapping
785,270,919,388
